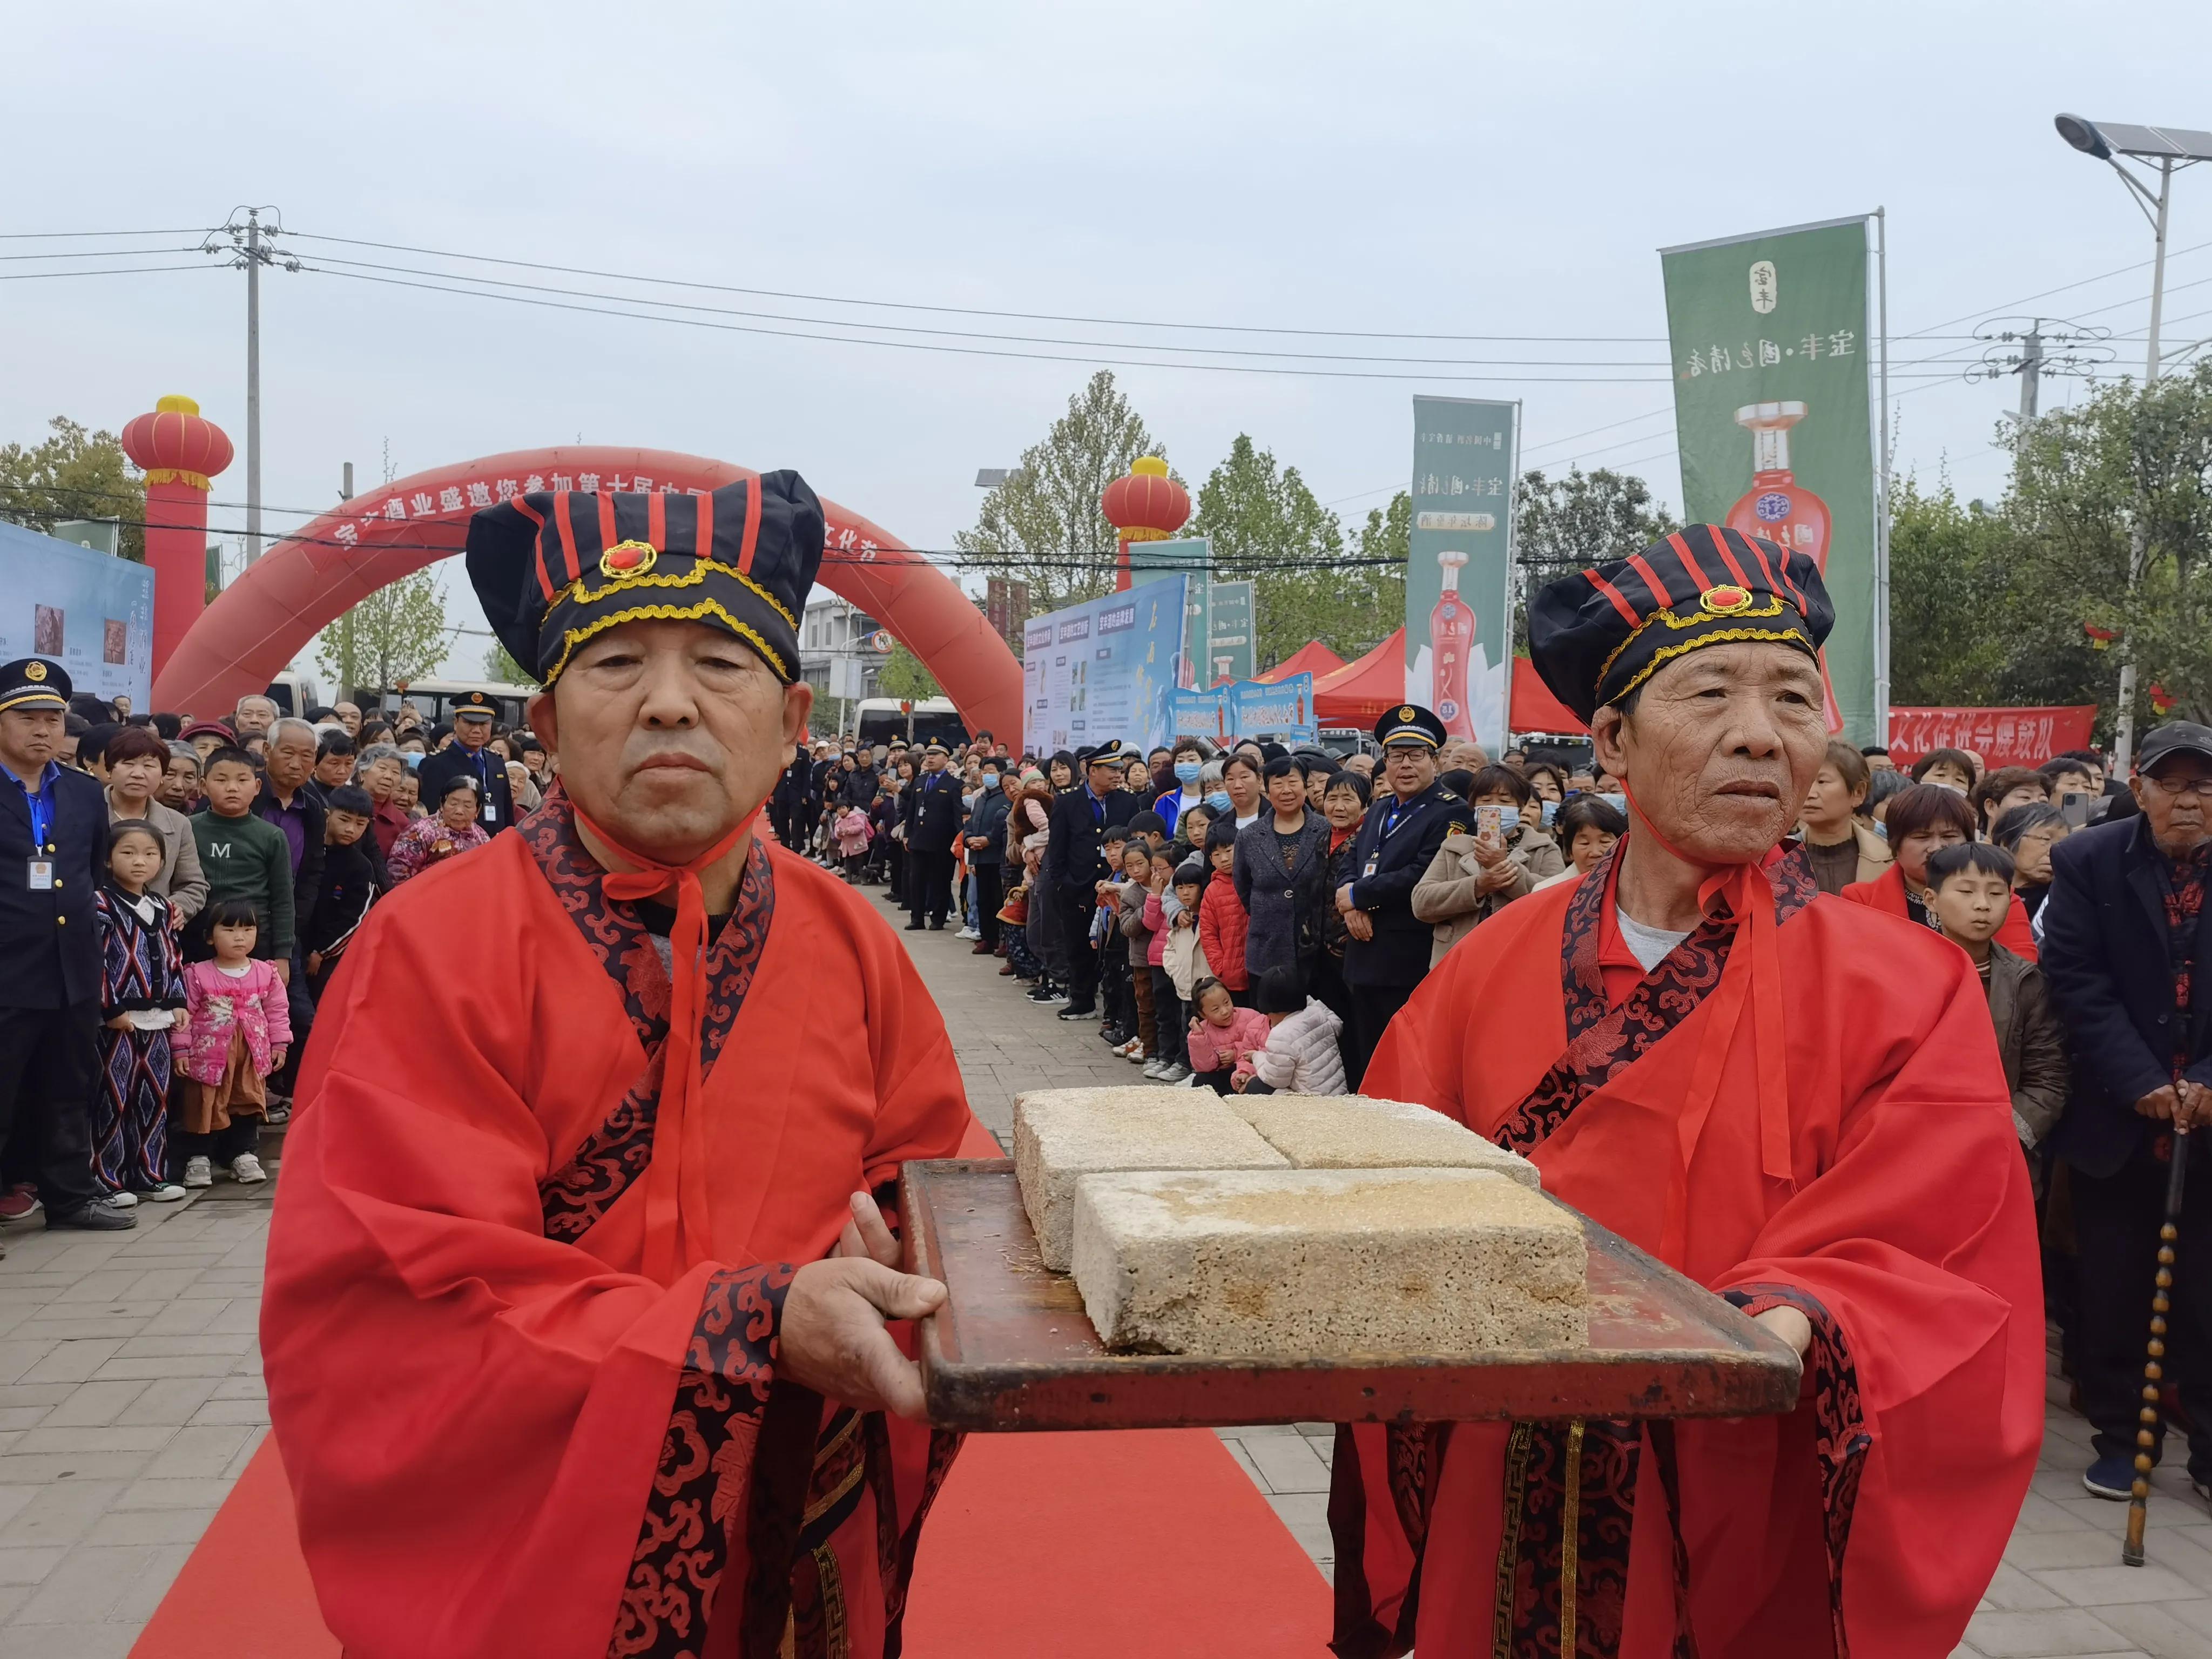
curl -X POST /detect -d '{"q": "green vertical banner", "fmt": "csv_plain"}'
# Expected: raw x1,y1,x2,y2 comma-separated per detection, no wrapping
1131,537,1212,689
1408,397,1516,748
1660,215,1878,740
1208,581,1255,685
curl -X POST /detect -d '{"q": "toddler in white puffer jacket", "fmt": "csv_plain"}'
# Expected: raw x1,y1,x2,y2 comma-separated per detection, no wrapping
1245,968,1347,1097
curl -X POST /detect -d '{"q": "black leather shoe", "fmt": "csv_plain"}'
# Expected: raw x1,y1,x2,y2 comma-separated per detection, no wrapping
1056,1003,1096,1020
903,921,926,931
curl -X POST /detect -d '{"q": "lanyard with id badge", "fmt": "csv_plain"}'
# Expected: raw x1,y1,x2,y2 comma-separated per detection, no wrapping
1363,792,1422,879
24,777,55,891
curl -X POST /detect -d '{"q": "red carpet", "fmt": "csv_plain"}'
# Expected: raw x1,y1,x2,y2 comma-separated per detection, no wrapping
134,1430,1330,1658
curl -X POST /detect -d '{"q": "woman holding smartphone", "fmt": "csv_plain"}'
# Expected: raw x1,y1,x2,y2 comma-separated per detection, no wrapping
1409,765,1564,968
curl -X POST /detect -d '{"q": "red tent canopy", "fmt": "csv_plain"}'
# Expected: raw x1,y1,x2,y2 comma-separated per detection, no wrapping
1508,659,1587,736
1312,629,1406,728
1258,639,1347,684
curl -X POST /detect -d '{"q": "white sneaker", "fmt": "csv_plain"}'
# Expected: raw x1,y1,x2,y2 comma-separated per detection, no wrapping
181,1157,213,1189
230,1154,267,1184
138,1183,188,1203
104,1189,139,1209
1141,1057,1166,1080
956,927,981,941
1158,1063,1191,1083
1123,1040,1147,1062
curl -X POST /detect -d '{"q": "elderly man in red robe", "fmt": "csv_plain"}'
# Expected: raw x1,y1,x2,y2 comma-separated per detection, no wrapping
263,472,994,1658
1330,524,2042,1658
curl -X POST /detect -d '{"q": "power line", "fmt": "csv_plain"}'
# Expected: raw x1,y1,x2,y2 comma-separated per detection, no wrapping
0,263,224,282
0,227,217,240
285,229,1673,345
292,262,1677,385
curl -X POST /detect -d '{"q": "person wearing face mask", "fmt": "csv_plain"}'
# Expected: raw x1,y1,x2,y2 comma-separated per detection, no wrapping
963,759,1010,956
1155,738,1210,836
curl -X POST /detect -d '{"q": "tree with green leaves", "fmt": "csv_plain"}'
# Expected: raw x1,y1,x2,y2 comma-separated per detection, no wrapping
1508,467,1680,654
483,639,534,685
315,571,448,700
0,417,145,561
1189,434,1406,667
955,371,1171,613
876,642,941,700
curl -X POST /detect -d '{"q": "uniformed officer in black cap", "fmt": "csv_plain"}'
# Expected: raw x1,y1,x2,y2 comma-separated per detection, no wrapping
416,688,515,837
903,739,965,930
1044,740,1138,1019
1336,704,1467,1085
0,658,133,1236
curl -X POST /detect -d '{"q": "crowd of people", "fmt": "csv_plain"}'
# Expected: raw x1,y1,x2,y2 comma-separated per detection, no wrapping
0,663,557,1247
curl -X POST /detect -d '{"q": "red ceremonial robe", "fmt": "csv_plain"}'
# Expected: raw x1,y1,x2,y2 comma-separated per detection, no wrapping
1842,860,2039,960
263,793,993,1659
1331,844,2041,1659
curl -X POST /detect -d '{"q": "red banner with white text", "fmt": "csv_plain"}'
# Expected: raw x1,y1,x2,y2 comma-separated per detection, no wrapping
1886,705,2096,768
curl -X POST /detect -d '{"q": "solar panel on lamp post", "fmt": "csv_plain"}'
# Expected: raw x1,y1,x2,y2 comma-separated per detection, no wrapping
2054,114,2212,773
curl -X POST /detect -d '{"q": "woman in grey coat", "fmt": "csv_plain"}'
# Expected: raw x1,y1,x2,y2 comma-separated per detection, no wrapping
1232,755,1332,990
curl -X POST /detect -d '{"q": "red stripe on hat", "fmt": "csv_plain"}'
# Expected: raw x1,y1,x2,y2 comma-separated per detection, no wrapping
1668,529,1715,593
737,477,764,576
1741,528,1806,613
596,493,618,562
552,495,583,590
1742,533,1785,601
1626,550,1674,610
646,490,666,552
1708,526,1755,589
1587,569,1641,628
694,489,714,561
512,497,555,600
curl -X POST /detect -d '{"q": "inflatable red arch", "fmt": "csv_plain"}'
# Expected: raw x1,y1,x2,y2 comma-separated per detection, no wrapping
153,446,1023,739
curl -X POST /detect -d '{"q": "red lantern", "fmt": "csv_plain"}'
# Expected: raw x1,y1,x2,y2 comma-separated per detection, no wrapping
119,394,234,677
2083,621,2119,651
1101,456,1190,592
120,393,235,488
2150,683,2176,714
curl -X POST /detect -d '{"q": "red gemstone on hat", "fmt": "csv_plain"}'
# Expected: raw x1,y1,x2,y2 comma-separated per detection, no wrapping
606,545,643,570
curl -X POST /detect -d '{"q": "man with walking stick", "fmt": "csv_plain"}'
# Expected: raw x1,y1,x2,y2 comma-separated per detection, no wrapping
2042,720,2212,1509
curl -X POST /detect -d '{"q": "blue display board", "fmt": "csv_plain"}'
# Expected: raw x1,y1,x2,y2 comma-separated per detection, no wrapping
0,521,154,710
1021,577,1190,756
1229,672,1317,744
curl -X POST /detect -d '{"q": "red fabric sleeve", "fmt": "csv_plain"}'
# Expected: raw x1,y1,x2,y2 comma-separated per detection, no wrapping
263,881,773,1659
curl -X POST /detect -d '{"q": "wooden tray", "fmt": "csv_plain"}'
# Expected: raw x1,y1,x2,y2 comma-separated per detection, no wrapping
900,1158,1802,1432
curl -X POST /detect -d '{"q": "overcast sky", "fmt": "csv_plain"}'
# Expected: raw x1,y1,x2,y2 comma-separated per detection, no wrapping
6,1,2209,684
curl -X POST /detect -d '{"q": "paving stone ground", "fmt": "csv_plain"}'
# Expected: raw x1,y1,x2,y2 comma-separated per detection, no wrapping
2,876,2208,1656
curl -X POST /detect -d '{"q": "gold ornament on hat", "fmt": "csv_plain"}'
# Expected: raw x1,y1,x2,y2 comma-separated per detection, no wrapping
1699,584,1754,616
598,539,658,581
1398,705,1414,721
25,663,46,682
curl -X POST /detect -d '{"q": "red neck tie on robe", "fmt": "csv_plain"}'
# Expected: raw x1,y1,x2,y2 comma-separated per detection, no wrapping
1617,788,1796,1266
574,802,760,1284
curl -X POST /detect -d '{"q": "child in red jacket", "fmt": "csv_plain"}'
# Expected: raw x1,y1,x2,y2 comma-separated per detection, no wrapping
1198,819,1249,1000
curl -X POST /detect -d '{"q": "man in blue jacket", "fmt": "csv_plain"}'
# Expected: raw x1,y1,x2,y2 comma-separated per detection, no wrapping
0,658,134,1244
2042,719,2212,1499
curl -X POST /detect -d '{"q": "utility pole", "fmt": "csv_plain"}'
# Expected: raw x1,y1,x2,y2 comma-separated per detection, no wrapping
2112,158,2175,777
246,210,262,564
339,462,355,699
2017,323,2045,422
204,208,298,566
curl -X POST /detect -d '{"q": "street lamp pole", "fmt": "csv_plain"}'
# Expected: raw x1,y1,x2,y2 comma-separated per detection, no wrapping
2054,117,2210,774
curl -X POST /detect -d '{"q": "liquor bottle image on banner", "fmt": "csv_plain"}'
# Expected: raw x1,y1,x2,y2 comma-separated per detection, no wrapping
1724,400,1843,732
1429,548,1478,743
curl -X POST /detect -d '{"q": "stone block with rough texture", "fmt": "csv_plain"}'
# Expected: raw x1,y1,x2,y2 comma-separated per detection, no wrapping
1226,1093,1541,1187
1070,1168,1587,1358
1013,1088,1288,1270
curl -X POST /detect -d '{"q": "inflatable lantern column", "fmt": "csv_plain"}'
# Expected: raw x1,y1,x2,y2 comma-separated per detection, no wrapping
1101,455,1190,593
120,395,234,677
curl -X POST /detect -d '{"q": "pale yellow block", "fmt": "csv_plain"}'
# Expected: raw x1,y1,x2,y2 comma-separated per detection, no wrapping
1227,1092,1541,1187
1071,1167,1587,1358
1011,1087,1289,1271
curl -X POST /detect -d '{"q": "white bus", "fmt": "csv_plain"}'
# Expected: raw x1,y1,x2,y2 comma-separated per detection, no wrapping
853,697,967,752
369,679,538,730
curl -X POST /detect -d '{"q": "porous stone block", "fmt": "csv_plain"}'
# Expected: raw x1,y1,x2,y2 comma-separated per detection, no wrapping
1226,1092,1542,1188
1013,1088,1289,1271
1070,1168,1587,1358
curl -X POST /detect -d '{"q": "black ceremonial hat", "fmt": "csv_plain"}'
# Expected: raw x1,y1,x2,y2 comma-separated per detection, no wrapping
453,689,497,721
1084,739,1128,766
465,471,826,686
0,657,70,715
1526,523,1833,724
1374,704,1446,750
